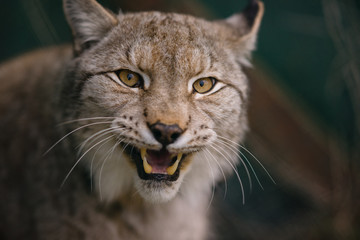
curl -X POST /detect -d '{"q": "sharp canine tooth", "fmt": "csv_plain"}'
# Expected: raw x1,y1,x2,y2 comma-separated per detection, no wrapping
177,153,183,162
167,153,183,176
143,158,152,174
141,148,147,161
141,148,152,174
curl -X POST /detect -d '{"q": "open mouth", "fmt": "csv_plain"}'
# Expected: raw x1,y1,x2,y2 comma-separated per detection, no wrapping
127,147,185,182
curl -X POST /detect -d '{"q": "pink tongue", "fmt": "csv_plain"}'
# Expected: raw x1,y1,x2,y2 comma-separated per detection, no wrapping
147,149,172,174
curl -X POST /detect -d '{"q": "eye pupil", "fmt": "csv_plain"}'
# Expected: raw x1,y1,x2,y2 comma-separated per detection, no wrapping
117,69,142,88
193,77,216,94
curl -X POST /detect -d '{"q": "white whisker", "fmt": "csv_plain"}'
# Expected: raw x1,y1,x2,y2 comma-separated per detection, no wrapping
60,134,114,189
204,148,228,199
209,144,245,204
77,126,123,154
44,121,114,156
203,150,216,211
215,138,257,190
58,117,117,126
217,135,275,184
89,137,114,192
98,137,125,200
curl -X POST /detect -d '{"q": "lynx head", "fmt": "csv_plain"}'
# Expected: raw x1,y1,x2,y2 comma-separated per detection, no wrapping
62,0,264,203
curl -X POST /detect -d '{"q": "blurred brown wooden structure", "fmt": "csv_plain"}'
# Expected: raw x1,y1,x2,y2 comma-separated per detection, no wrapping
243,65,360,239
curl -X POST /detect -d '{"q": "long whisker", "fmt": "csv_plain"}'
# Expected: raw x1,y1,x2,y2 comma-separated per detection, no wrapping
58,117,117,126
92,129,130,193
99,137,125,200
98,127,132,199
204,147,228,199
215,138,257,190
89,137,114,192
77,126,123,154
60,134,114,189
203,150,216,211
44,121,114,156
209,144,245,204
217,135,275,184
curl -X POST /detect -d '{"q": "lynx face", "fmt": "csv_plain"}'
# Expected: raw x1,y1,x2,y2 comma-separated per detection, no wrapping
63,0,263,203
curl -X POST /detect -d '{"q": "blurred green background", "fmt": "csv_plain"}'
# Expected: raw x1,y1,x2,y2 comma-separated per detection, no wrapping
1,0,359,239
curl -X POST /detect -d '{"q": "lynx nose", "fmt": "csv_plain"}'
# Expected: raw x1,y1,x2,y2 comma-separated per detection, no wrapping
150,122,183,146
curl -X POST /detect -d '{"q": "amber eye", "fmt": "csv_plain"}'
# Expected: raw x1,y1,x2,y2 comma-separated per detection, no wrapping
193,77,216,94
117,69,142,88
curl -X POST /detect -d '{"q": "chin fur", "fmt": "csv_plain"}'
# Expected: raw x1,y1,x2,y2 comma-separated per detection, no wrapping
134,178,182,203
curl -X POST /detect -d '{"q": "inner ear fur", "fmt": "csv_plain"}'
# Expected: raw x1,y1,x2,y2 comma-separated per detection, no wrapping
63,0,119,54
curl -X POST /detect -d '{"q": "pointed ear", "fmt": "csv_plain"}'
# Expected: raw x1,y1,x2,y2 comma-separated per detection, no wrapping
225,0,264,66
63,0,119,54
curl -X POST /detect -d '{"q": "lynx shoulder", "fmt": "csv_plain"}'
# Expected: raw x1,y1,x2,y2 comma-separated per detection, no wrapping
0,0,264,239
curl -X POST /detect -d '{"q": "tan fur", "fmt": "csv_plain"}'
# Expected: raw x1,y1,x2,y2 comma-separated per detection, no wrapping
0,0,263,239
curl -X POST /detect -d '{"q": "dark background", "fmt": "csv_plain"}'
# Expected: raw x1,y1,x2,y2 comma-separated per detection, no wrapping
1,0,359,239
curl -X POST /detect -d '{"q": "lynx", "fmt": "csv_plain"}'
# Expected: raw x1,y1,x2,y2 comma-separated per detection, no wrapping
0,0,264,239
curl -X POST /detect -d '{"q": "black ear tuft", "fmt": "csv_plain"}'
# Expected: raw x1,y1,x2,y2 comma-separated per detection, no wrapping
243,0,261,27
223,0,264,66
224,0,264,37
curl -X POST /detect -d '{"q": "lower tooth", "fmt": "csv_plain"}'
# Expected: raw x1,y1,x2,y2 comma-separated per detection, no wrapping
166,153,182,175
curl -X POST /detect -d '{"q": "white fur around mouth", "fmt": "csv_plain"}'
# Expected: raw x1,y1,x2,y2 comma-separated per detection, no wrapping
140,148,183,175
